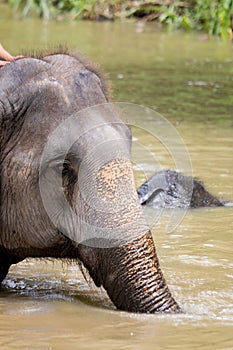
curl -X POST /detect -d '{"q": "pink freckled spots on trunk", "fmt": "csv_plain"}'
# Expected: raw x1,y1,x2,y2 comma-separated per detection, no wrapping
96,159,135,201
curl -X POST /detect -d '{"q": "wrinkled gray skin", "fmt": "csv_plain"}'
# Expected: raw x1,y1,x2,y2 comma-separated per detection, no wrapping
137,170,226,208
0,53,181,313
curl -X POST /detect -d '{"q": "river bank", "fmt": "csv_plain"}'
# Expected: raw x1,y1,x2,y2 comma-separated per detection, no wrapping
4,0,233,38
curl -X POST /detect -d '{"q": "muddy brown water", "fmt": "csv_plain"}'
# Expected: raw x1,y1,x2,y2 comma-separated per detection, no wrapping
0,4,233,350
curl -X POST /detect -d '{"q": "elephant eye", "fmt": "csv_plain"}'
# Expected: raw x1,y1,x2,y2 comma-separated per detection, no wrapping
55,161,71,175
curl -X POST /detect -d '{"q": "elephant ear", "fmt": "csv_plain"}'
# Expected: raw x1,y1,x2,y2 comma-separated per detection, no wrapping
0,62,25,149
0,58,55,149
0,65,15,148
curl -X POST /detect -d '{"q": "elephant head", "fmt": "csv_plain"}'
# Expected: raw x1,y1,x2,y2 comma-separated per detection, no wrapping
0,52,181,313
137,169,225,208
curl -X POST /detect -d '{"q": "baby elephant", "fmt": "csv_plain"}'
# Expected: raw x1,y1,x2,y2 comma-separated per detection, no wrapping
137,170,226,208
0,52,181,313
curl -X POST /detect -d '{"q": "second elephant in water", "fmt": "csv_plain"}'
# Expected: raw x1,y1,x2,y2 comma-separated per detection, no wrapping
137,170,226,208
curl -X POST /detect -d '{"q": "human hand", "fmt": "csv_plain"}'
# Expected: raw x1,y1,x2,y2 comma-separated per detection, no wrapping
0,44,23,67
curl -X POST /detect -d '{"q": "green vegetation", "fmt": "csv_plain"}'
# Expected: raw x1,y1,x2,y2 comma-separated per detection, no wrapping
8,0,233,38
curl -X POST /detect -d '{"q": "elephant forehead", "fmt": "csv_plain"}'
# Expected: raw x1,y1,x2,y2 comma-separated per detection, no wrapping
96,159,135,200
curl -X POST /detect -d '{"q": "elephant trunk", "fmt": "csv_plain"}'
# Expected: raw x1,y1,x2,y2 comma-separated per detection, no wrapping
102,231,181,313
77,230,181,313
76,158,181,313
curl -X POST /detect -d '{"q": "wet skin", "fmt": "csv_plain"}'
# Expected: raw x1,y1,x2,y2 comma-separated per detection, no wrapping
137,170,226,208
0,52,180,313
